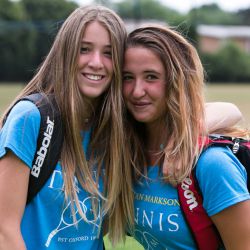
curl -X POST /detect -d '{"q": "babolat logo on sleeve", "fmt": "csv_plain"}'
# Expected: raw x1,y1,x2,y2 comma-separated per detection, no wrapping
31,116,54,178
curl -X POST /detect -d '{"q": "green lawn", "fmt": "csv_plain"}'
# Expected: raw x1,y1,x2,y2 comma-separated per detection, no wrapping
1,82,250,126
0,82,249,249
104,236,143,250
204,83,250,127
0,83,24,115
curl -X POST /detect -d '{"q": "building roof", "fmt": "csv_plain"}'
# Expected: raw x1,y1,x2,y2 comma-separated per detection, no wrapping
197,25,250,39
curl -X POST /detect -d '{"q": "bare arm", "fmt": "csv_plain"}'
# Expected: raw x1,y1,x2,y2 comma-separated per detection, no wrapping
211,200,250,250
205,102,242,133
0,151,30,250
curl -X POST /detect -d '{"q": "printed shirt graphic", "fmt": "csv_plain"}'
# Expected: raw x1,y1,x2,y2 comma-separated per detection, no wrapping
0,101,104,250
132,147,250,250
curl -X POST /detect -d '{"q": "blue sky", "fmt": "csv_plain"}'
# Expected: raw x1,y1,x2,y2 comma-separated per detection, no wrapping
74,0,250,13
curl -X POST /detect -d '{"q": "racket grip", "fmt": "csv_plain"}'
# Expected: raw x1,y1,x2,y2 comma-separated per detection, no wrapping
45,229,58,247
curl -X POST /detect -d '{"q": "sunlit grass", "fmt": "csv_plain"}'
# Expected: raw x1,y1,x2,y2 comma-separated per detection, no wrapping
1,82,249,126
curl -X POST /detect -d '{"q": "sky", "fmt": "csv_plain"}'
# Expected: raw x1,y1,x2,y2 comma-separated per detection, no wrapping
74,0,250,13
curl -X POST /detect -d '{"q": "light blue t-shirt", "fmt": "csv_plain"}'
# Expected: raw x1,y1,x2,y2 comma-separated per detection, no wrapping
132,147,250,250
0,100,104,250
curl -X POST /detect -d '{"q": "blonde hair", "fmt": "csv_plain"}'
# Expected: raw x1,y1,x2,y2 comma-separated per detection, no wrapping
1,5,134,244
125,25,206,185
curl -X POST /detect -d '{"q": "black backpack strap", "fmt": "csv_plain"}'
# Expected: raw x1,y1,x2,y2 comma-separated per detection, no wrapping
3,93,64,204
208,134,250,190
24,93,64,204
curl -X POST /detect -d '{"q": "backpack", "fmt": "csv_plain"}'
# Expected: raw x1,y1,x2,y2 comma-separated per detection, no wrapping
3,93,64,204
177,134,250,250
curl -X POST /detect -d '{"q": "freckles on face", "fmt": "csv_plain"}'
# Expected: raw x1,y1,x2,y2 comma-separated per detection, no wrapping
77,21,113,102
123,46,167,125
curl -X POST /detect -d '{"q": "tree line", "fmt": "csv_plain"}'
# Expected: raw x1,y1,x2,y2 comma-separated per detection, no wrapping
1,0,250,83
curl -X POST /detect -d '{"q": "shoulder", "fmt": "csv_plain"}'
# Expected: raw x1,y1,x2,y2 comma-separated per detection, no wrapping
4,100,41,126
197,146,246,176
196,146,247,187
0,100,41,167
196,146,249,216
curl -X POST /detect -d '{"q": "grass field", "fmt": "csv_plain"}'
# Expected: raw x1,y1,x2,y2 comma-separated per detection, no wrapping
1,83,250,126
0,83,249,249
204,83,250,127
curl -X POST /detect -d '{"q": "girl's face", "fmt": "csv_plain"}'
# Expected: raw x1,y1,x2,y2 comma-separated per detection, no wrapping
77,21,113,101
123,46,167,126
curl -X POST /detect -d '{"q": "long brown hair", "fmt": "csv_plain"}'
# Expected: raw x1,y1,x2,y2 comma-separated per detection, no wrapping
1,5,134,244
125,24,206,185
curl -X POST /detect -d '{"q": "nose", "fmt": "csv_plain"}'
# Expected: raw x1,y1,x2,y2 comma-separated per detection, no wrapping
132,79,146,98
88,51,103,70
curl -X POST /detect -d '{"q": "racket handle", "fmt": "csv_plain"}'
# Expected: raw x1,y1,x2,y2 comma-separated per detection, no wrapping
45,229,58,247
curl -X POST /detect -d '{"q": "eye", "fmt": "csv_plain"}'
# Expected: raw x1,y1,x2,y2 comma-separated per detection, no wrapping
103,50,112,58
123,74,133,82
146,74,158,81
80,46,90,54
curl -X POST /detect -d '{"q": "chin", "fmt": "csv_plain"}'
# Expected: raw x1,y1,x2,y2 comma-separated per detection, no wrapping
133,117,149,123
80,89,105,99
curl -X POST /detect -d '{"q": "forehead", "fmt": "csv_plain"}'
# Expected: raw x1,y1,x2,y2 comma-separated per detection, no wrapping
82,21,110,43
124,46,164,71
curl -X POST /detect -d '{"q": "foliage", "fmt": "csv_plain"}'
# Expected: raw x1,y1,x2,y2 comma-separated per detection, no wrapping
116,0,183,25
22,0,77,21
188,4,241,25
0,0,250,82
0,0,25,20
0,0,78,81
201,43,250,82
0,20,36,81
237,8,250,25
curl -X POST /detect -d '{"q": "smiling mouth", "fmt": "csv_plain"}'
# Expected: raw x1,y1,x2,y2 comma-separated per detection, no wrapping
133,101,150,106
131,102,151,110
84,74,104,81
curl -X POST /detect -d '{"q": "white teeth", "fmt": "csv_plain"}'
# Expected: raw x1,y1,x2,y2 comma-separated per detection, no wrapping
85,74,102,80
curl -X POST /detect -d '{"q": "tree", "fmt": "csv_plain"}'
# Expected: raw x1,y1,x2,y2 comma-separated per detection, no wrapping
0,0,78,81
0,0,24,20
21,0,78,70
0,0,36,81
115,0,183,24
188,4,241,25
22,0,77,21
201,43,250,82
237,8,250,25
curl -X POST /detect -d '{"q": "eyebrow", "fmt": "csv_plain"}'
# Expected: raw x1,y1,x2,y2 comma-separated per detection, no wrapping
144,70,160,75
123,70,160,74
122,70,132,74
80,41,111,49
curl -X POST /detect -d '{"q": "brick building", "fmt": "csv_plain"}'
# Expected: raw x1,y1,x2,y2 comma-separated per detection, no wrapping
197,25,250,53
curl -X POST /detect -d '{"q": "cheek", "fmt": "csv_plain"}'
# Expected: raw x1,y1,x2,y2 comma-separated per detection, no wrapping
78,53,87,67
122,83,131,99
105,59,114,74
156,82,166,97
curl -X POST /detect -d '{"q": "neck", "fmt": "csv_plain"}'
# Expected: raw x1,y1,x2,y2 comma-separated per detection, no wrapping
81,116,93,130
80,95,102,130
145,122,166,150
81,105,96,131
144,121,167,166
